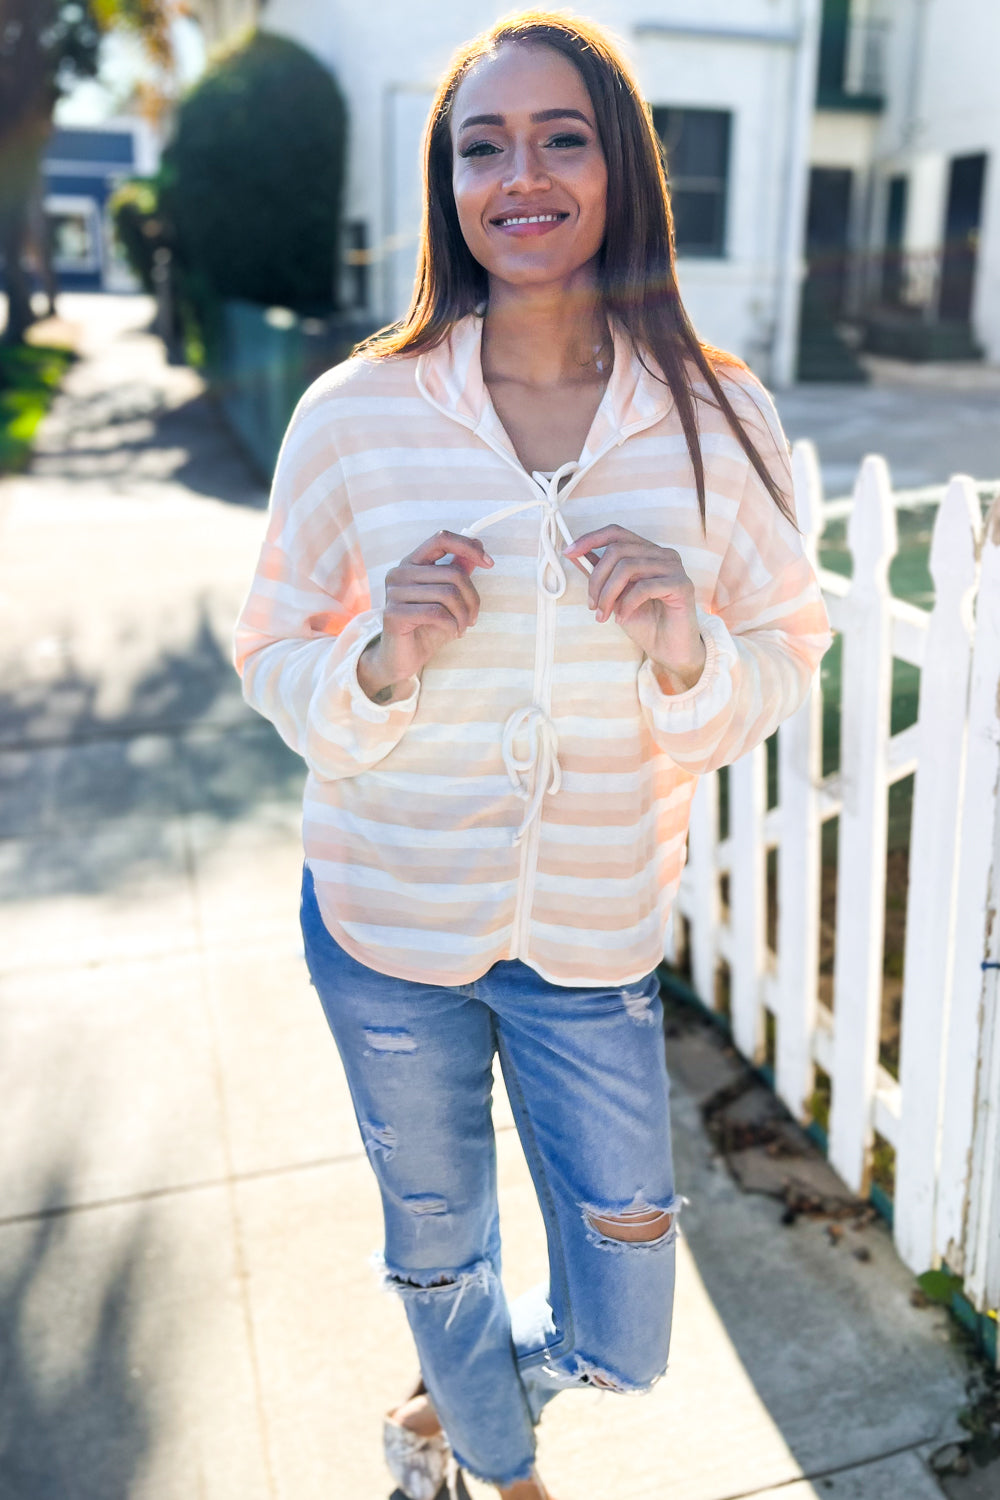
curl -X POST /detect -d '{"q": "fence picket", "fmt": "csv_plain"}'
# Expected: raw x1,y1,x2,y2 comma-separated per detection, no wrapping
666,452,1000,1322
686,771,721,1010
828,456,897,1193
729,747,768,1061
940,494,1000,1305
894,479,982,1270
775,441,827,1120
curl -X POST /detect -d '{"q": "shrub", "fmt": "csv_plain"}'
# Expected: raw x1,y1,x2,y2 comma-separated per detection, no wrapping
0,344,74,474
109,177,169,294
159,30,347,316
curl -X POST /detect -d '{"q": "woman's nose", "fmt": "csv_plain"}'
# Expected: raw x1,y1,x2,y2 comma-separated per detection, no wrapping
502,143,551,193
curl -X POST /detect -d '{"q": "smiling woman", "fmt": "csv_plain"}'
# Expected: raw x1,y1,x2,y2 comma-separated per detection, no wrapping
234,11,834,1500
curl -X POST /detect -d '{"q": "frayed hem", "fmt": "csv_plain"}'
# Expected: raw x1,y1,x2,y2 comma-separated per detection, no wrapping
538,1350,668,1396
450,1449,537,1488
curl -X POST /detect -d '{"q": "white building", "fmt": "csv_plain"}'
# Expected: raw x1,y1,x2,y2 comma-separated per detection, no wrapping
806,0,999,363
191,1,999,374
197,0,825,385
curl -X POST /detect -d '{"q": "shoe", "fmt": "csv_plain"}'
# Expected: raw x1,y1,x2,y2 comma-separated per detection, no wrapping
383,1378,452,1500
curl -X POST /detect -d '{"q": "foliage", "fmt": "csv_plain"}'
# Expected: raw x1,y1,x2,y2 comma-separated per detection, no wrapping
0,0,181,344
92,0,185,72
0,342,74,471
108,177,167,293
870,1132,896,1199
159,30,347,317
916,1269,965,1306
0,1,103,207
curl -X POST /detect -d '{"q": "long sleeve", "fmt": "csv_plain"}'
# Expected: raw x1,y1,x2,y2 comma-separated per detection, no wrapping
233,372,420,781
636,375,833,776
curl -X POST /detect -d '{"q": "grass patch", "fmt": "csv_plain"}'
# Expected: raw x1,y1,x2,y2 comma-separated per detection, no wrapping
0,343,74,474
807,1065,832,1136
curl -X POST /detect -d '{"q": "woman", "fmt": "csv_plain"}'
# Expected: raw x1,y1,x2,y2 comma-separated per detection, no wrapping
234,11,833,1499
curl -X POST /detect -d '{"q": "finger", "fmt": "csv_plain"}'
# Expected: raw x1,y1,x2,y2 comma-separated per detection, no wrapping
588,541,684,610
564,548,598,578
563,524,640,559
386,582,476,633
390,564,482,619
587,545,658,613
595,558,672,623
613,575,680,623
407,531,494,570
383,600,463,638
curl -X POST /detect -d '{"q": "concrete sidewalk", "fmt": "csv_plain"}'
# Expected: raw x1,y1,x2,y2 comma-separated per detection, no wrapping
0,295,987,1500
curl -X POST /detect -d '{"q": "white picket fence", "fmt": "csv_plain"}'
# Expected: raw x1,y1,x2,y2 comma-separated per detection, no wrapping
665,442,1000,1333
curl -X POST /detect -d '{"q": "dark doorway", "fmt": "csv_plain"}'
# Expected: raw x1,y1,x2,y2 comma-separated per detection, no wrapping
882,174,907,306
805,167,853,317
797,166,867,380
939,152,987,321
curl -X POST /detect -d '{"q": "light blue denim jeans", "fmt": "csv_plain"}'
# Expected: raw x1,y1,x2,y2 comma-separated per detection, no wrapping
300,864,681,1487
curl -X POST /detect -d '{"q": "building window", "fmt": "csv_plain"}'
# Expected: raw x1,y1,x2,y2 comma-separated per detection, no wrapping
44,195,102,274
651,107,731,258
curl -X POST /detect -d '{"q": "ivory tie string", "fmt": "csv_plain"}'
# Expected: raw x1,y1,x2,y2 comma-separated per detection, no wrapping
461,461,591,844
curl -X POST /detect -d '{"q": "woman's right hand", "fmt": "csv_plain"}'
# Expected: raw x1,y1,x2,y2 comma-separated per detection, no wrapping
357,531,494,702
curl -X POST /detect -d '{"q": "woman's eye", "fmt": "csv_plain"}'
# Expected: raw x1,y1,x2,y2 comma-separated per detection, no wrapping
459,140,502,158
546,133,587,149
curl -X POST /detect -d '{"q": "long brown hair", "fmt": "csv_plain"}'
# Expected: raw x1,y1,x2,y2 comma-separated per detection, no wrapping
355,9,797,533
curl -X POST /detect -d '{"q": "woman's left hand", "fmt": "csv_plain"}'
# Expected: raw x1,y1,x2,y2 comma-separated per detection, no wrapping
563,524,707,693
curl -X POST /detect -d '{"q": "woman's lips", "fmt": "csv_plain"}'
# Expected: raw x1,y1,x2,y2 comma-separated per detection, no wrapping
490,211,570,238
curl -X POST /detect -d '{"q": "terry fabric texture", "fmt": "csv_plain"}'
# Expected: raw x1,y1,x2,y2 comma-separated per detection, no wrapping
234,313,834,987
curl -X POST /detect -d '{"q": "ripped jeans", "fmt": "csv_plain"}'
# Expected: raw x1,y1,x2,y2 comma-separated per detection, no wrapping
300,864,681,1488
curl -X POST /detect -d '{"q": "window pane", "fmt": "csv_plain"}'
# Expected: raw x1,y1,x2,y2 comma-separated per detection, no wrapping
651,106,731,257
672,189,723,254
652,107,730,179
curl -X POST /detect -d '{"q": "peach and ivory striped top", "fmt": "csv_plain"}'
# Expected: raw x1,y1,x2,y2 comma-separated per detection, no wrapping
234,313,833,987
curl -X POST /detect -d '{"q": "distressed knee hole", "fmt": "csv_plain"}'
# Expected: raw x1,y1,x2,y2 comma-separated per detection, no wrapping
363,1026,417,1055
392,1271,456,1290
581,1192,682,1251
374,1255,496,1330
402,1193,448,1217
361,1120,397,1160
587,1207,673,1243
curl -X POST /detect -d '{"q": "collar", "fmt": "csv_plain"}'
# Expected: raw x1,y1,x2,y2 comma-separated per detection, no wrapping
415,310,675,465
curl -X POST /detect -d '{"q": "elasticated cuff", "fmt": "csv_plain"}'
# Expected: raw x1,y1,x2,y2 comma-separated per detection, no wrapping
636,605,737,731
333,612,421,722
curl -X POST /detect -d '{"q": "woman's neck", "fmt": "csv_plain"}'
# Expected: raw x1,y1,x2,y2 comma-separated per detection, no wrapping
480,275,610,388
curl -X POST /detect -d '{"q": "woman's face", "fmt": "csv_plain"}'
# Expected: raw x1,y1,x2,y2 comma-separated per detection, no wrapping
450,43,608,292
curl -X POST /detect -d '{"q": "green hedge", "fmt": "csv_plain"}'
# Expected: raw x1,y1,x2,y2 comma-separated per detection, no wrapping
159,30,347,315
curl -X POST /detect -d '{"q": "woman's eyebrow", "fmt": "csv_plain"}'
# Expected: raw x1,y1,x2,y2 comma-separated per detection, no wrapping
457,107,592,131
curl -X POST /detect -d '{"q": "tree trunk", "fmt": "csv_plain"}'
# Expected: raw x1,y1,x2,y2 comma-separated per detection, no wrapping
29,179,58,317
0,200,35,345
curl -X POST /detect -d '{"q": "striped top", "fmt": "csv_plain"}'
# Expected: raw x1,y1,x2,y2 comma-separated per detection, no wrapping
234,313,833,987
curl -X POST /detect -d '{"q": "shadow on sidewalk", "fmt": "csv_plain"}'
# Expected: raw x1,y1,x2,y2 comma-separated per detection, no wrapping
0,606,304,891
0,1168,155,1498
30,371,268,510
